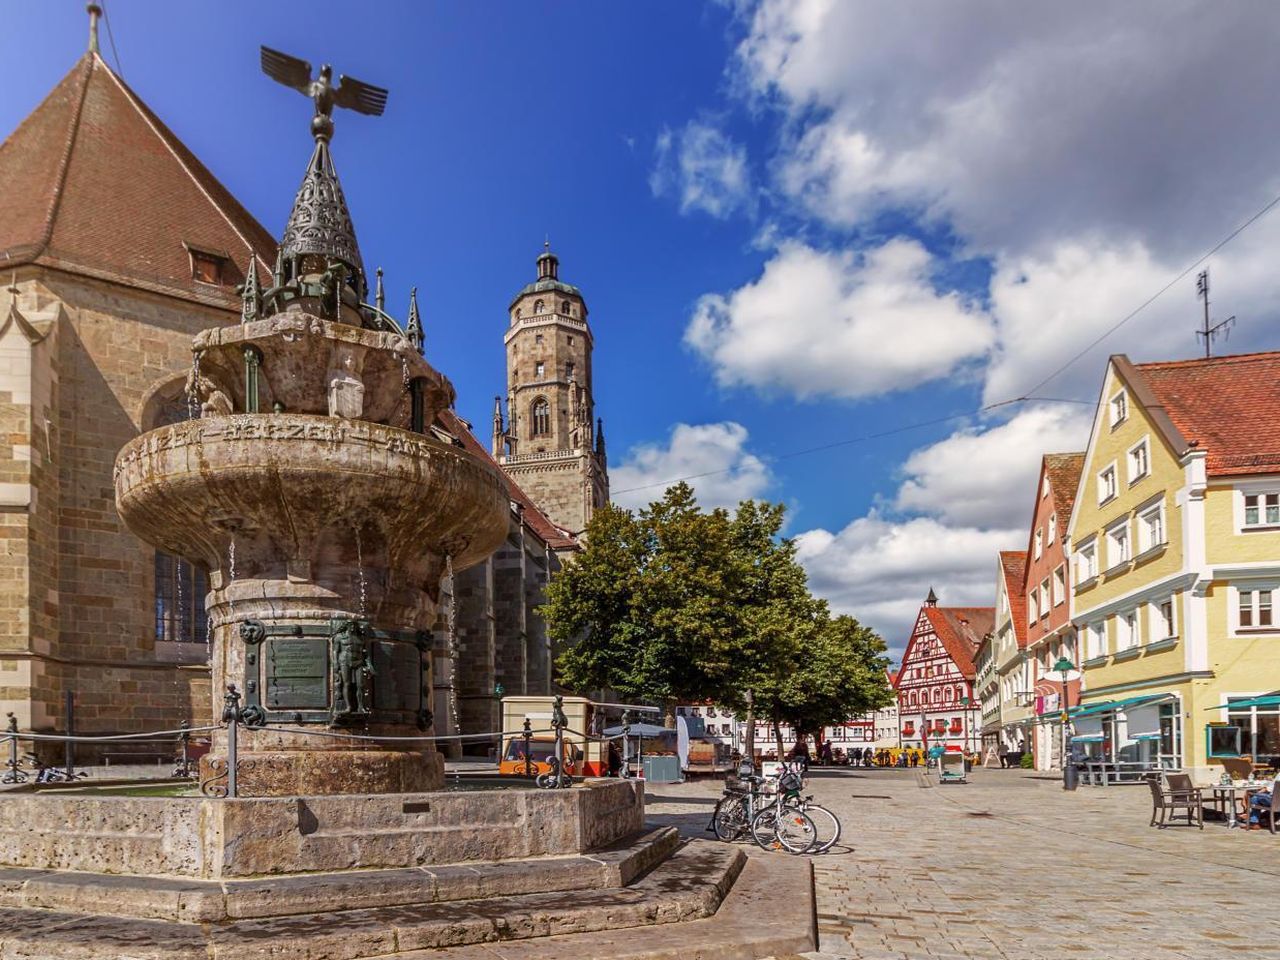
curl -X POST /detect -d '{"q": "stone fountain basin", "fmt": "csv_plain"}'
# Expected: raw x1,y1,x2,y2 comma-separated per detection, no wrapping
113,413,510,577
192,313,453,426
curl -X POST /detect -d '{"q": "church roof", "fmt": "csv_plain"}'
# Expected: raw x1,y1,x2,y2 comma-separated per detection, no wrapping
0,52,276,305
437,409,579,551
509,277,583,308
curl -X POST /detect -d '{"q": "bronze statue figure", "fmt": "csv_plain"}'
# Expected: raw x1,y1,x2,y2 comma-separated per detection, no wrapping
260,46,388,141
332,619,371,717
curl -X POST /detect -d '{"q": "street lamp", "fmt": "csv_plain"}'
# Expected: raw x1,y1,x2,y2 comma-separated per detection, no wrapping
1051,656,1081,791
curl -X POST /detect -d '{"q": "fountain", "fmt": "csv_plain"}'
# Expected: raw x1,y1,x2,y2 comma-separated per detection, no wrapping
0,47,815,959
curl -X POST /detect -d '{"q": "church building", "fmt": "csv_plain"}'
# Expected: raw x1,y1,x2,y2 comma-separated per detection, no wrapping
0,26,605,753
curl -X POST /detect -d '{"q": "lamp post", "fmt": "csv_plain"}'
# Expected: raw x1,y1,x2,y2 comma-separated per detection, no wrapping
1052,655,1080,791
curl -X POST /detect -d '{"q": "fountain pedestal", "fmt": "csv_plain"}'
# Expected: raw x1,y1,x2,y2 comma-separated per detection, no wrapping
114,317,509,796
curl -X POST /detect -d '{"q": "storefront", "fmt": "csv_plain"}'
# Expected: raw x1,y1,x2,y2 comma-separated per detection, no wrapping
1069,693,1182,769
1206,694,1280,766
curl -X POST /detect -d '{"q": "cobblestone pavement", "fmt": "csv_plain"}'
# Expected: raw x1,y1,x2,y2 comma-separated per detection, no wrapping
644,766,1280,960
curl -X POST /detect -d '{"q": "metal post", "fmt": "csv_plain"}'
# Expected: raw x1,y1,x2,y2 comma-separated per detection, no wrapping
176,720,191,779
3,713,19,784
222,685,242,799
551,695,567,788
743,688,755,773
1061,675,1077,791
522,717,533,780
63,690,74,778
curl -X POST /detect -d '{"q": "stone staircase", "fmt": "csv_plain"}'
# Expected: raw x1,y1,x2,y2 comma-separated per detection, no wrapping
0,828,816,960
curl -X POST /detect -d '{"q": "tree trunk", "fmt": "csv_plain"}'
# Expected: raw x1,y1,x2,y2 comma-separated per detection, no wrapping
743,689,755,770
773,720,784,760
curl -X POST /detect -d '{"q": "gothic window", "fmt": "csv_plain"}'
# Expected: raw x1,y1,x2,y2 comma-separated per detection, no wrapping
534,299,545,314
531,398,551,437
565,361,574,380
155,552,209,644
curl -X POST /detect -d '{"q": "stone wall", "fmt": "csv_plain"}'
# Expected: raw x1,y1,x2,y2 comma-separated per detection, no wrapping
0,779,643,878
0,269,229,750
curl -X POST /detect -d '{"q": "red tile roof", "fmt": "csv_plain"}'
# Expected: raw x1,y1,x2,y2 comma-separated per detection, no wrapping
999,551,1028,649
923,605,994,680
1043,452,1085,540
437,409,578,551
1132,351,1280,477
0,53,276,306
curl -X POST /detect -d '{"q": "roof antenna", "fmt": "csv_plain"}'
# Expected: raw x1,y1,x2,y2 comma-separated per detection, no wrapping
1195,268,1235,358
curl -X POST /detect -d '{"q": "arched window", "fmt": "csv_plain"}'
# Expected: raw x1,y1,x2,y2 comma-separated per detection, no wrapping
531,398,550,437
561,300,570,315
944,686,954,702
534,299,545,314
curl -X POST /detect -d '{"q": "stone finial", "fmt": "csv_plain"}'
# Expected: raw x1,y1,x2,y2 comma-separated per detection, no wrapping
405,287,424,354
240,258,261,324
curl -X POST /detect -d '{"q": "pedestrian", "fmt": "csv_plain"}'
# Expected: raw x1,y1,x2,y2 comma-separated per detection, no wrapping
821,740,834,766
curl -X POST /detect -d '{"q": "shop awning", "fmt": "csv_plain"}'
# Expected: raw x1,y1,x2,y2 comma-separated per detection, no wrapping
1207,695,1280,710
1073,694,1170,718
1129,732,1161,741
1070,734,1105,743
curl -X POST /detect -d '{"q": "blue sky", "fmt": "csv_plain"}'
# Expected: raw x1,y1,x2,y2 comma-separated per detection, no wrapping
7,2,1280,652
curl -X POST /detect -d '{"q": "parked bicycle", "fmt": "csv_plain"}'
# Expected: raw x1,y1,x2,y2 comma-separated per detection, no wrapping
710,760,841,854
20,754,87,784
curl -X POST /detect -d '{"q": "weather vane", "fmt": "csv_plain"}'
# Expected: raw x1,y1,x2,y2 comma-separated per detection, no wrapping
260,46,388,142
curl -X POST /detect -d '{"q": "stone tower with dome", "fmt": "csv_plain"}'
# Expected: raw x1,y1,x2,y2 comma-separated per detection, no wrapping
492,243,608,539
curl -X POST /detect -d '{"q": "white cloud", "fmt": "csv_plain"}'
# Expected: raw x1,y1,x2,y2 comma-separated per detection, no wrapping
685,238,994,399
650,122,754,219
796,514,1016,656
894,405,1093,528
737,0,1280,259
611,421,771,512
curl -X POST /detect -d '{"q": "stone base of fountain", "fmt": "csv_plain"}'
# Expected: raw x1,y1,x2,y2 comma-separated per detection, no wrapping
0,781,816,959
197,748,444,797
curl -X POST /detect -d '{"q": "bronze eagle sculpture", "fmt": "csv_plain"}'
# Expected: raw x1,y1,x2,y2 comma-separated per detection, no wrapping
260,46,388,140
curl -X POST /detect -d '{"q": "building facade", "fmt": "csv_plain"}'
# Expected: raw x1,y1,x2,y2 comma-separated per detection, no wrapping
493,247,608,539
1067,352,1280,778
1025,453,1085,770
995,551,1032,759
893,592,990,753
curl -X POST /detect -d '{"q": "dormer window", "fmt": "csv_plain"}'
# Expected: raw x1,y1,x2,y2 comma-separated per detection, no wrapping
187,245,228,285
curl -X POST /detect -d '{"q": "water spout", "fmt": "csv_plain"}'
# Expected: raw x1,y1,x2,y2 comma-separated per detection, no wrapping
354,525,368,618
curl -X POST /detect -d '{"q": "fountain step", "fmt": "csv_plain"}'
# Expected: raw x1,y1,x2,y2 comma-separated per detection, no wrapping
0,826,679,923
0,841,789,960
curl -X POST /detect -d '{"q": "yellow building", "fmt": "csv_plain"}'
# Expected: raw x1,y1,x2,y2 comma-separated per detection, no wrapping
1067,352,1280,778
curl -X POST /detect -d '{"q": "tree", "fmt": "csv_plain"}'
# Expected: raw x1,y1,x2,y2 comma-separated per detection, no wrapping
543,483,893,751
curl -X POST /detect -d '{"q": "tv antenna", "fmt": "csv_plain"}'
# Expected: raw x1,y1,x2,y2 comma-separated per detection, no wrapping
1195,269,1235,358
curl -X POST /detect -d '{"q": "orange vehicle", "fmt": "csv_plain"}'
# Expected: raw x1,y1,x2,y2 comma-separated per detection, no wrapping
499,696,659,778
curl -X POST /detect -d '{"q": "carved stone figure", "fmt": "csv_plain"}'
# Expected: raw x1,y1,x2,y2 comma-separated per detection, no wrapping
327,345,365,419
332,619,370,717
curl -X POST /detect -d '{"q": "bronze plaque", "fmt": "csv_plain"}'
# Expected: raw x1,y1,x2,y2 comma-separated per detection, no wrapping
266,637,329,709
370,640,421,713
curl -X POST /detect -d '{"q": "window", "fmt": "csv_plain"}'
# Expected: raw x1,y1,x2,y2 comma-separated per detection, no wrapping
1053,565,1066,606
535,333,543,344
154,552,209,644
707,706,716,718
189,250,225,285
1082,622,1103,660
1153,597,1176,640
1107,521,1131,568
1047,514,1056,545
1033,529,1043,559
1098,465,1117,503
1028,590,1039,624
561,300,570,314
568,336,574,346
1110,390,1128,427
1116,609,1139,651
1244,492,1280,528
534,299,545,314
1042,475,1051,498
1039,578,1050,618
1225,698,1280,759
1127,440,1149,483
1239,588,1275,630
1137,503,1164,553
1077,540,1098,582
565,362,574,380
534,361,545,379
531,398,550,436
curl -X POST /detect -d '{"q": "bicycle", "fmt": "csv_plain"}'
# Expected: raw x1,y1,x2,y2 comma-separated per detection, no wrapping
711,766,816,854
772,760,841,854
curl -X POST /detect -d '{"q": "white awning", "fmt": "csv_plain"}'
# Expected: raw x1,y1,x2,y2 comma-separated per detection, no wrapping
1123,704,1162,741
1073,715,1103,738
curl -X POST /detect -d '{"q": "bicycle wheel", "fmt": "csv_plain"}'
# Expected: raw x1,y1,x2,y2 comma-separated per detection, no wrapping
712,796,748,841
801,803,841,854
751,804,817,854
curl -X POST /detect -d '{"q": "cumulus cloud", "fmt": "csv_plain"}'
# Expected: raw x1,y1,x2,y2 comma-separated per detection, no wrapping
685,239,994,399
737,0,1280,259
611,422,771,512
893,405,1093,528
650,122,755,219
796,515,1016,656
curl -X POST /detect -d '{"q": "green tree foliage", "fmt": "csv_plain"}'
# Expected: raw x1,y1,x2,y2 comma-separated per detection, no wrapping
543,483,893,733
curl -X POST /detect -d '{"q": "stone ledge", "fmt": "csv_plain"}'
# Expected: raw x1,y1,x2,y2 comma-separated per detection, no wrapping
0,827,680,923
0,840,746,959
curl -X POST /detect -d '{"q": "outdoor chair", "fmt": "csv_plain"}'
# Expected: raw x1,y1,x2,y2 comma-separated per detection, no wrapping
1146,773,1203,829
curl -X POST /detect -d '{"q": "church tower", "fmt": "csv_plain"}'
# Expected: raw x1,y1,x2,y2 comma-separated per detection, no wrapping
493,243,608,536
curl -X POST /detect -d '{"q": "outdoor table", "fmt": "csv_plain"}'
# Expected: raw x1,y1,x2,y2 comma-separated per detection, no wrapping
1210,781,1267,829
